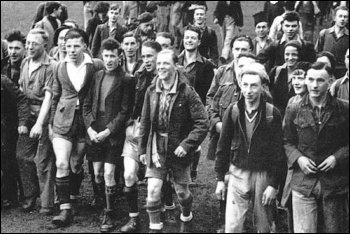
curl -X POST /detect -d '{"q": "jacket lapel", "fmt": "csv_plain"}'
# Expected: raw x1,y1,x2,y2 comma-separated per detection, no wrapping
62,62,78,93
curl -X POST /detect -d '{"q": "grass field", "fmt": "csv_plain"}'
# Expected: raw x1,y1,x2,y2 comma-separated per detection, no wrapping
0,1,294,233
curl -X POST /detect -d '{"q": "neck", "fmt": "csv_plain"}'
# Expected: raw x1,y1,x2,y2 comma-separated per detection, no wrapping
194,22,204,27
245,96,261,112
73,53,85,66
162,73,176,90
49,13,57,18
309,93,328,108
257,35,267,42
126,55,136,64
32,52,45,63
335,25,345,34
185,49,197,63
109,21,117,27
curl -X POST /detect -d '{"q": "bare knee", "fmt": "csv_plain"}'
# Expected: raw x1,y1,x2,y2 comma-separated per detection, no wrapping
148,184,162,201
124,170,136,185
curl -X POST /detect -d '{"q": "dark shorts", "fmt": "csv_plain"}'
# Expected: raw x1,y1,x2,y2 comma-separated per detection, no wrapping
53,110,86,143
86,141,122,165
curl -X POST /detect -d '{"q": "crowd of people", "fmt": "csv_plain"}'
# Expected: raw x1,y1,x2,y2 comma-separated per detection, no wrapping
1,1,349,233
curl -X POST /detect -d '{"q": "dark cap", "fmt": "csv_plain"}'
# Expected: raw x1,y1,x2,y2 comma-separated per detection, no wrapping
94,2,110,13
138,12,153,24
253,11,268,26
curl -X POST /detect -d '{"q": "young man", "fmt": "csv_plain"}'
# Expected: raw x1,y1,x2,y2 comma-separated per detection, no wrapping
2,30,26,86
50,28,103,227
118,41,162,233
92,4,128,58
178,25,215,182
120,32,143,76
139,49,209,233
315,6,349,79
258,11,316,73
86,2,110,49
192,5,219,66
330,48,349,100
34,1,62,52
16,28,57,215
156,32,175,50
134,12,157,46
83,38,134,233
284,62,349,233
215,64,285,233
213,1,243,64
252,12,273,56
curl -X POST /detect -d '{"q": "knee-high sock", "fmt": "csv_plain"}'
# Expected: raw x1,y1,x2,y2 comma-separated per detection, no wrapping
162,180,174,207
178,194,193,217
147,200,162,225
56,176,71,209
70,169,84,196
106,185,117,210
124,183,139,215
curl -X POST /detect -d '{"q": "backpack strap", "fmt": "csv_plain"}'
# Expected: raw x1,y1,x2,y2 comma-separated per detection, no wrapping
274,65,284,85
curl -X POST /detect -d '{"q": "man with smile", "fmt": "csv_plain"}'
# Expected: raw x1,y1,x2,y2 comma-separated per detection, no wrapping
252,12,273,56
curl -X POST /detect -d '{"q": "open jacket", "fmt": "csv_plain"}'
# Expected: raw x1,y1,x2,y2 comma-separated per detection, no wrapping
284,93,349,198
83,67,134,146
215,96,285,188
138,71,209,167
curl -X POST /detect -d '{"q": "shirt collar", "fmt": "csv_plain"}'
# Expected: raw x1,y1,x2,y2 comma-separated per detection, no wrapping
280,33,302,44
178,51,204,65
65,53,93,65
29,53,51,66
341,72,349,85
329,26,349,36
156,72,179,94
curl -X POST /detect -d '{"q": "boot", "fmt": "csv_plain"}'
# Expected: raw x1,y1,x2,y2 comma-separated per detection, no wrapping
100,209,115,233
52,209,73,227
120,217,140,233
164,208,177,226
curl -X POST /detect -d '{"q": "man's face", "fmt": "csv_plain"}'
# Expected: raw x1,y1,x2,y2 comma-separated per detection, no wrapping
65,37,86,63
157,53,176,81
122,36,138,58
53,6,62,18
102,49,119,71
282,20,299,39
306,69,330,99
8,40,26,64
108,9,120,23
140,22,154,35
284,46,299,68
193,9,206,25
292,74,307,95
183,30,200,52
316,56,332,68
236,57,256,84
58,29,69,53
334,10,349,28
232,40,250,61
345,49,349,71
241,74,263,104
26,33,46,60
141,46,158,72
255,22,269,38
156,36,173,50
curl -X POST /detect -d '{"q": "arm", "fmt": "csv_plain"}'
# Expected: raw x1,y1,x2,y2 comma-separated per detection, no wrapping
268,17,279,41
209,30,219,67
91,26,101,58
138,88,152,156
30,90,52,139
315,29,326,53
206,66,224,112
50,63,61,125
82,73,96,129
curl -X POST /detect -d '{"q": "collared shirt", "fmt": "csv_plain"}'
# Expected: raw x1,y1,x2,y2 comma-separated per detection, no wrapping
269,14,304,41
253,36,273,55
179,51,204,74
280,33,303,45
306,94,330,127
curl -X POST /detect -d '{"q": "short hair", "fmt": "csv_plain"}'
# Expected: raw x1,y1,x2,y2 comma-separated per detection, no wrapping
142,41,162,53
237,52,257,62
307,62,333,78
334,6,349,15
282,11,300,24
239,63,269,85
53,25,72,46
317,51,336,73
122,31,137,42
65,28,88,45
184,25,202,40
5,30,26,45
46,1,61,14
158,49,178,64
28,28,49,45
109,4,121,12
284,1,295,11
230,35,254,51
284,40,302,55
101,38,120,52
156,32,175,46
63,19,79,29
291,69,306,77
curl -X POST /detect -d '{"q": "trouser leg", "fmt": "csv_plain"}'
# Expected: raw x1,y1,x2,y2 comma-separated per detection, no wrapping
292,190,318,233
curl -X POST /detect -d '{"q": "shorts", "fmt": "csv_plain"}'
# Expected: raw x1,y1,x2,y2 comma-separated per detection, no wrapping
53,110,86,143
86,140,122,165
121,120,140,162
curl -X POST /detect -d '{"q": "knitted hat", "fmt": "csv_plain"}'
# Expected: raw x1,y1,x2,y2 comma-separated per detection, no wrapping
253,11,268,26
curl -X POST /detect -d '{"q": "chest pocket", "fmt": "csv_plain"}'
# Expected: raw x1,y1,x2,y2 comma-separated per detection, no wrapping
219,83,239,115
294,116,317,146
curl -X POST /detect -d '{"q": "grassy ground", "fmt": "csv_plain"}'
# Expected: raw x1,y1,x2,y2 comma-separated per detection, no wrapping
1,1,294,233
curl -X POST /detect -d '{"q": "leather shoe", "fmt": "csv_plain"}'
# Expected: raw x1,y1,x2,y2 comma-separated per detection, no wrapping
52,209,73,227
22,198,36,212
164,209,177,226
120,217,140,233
100,209,115,233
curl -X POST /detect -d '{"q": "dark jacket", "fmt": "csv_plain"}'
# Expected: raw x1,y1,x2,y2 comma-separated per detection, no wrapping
91,22,128,58
213,1,243,27
139,71,209,167
284,94,349,198
83,67,134,146
51,57,104,134
178,51,215,105
1,57,22,86
215,96,285,189
86,16,106,49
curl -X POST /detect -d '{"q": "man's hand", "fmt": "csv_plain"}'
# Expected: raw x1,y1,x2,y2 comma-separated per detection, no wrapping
213,18,219,24
152,153,161,168
87,127,99,143
317,155,336,172
18,126,28,135
174,146,187,157
262,186,278,206
216,122,222,133
140,154,147,165
297,156,317,175
215,181,226,200
96,128,111,142
30,123,42,139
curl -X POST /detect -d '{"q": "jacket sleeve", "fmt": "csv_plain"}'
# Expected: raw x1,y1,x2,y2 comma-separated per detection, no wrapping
332,101,349,167
209,29,219,67
283,103,304,168
257,42,277,68
91,25,101,58
235,1,244,27
82,72,96,129
138,87,152,156
215,104,234,181
209,86,224,134
179,87,209,153
206,66,225,112
315,29,326,53
106,76,134,134
304,41,317,63
50,62,62,125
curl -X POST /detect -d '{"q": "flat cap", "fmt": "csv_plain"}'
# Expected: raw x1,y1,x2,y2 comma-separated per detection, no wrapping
138,12,153,24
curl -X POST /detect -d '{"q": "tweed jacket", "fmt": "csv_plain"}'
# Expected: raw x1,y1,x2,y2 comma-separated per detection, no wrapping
284,93,349,198
35,16,61,52
50,56,103,134
83,67,134,146
91,22,128,58
139,71,209,167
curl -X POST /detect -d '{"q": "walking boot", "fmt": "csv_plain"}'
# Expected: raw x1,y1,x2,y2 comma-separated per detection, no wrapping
100,209,115,233
22,197,36,212
52,209,73,227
